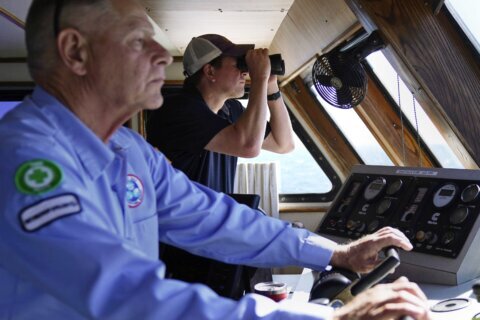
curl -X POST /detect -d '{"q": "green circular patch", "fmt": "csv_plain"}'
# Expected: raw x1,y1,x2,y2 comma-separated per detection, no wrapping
15,159,63,195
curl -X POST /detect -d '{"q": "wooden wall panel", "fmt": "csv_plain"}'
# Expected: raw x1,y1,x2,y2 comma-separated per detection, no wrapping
346,0,480,167
271,0,359,78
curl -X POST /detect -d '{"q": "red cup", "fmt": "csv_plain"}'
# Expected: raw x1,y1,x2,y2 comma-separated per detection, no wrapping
254,281,288,302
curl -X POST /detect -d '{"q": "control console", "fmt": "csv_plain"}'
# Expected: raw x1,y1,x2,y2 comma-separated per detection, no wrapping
316,165,480,285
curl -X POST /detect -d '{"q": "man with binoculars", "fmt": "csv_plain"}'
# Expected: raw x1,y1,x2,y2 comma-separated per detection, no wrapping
147,34,295,194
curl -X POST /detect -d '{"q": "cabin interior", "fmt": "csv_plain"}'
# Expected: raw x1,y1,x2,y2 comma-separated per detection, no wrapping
1,0,480,316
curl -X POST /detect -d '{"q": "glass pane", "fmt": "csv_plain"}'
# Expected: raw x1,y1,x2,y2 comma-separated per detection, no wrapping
366,51,464,168
237,99,332,194
445,0,480,53
310,87,394,166
238,134,333,194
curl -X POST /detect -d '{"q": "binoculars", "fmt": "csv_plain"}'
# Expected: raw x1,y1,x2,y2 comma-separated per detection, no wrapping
237,53,285,76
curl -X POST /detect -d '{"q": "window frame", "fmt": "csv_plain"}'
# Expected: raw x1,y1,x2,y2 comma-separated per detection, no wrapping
278,106,341,203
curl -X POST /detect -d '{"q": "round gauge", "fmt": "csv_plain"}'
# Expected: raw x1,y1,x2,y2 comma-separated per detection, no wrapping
441,231,455,246
363,177,387,201
461,184,480,203
376,198,392,215
386,179,403,196
449,206,469,225
367,219,380,233
356,222,366,233
426,231,438,245
433,183,458,208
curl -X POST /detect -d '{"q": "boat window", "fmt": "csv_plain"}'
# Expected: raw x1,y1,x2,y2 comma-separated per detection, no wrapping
238,131,333,194
366,51,464,168
237,99,336,200
309,86,394,166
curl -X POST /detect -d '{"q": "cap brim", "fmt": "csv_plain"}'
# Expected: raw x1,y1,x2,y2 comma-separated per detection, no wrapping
223,44,255,57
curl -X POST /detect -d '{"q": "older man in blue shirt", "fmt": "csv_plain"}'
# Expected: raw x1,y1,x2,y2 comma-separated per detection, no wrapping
0,0,431,319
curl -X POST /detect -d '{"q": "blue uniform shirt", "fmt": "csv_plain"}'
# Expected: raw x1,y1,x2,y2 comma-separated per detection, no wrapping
0,86,337,319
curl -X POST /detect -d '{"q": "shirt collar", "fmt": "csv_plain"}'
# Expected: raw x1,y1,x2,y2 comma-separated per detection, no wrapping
182,85,204,101
182,85,230,114
31,86,129,180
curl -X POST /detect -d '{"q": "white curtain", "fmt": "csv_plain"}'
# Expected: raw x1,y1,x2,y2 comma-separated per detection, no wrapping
234,162,279,219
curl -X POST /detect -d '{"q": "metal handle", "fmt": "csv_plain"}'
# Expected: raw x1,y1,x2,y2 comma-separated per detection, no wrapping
350,247,400,296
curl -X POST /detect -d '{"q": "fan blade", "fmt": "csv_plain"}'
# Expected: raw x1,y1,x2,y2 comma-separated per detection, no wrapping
336,86,353,107
340,66,366,89
314,74,334,87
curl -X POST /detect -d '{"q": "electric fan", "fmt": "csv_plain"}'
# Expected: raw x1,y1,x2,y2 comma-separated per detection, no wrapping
312,30,385,109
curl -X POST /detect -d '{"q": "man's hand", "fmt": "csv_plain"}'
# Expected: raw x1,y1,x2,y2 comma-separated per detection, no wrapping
330,227,413,273
332,277,432,320
245,48,271,82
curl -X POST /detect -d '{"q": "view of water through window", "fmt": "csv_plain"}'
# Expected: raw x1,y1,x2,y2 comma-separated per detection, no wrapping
238,134,333,194
237,100,332,195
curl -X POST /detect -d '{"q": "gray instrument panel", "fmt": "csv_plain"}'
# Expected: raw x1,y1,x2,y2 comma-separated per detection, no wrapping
316,165,480,285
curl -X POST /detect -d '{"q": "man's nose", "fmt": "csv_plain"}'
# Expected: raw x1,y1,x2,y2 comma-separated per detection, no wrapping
152,40,173,66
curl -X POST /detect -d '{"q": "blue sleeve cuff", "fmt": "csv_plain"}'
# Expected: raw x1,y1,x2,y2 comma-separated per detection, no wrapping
297,234,337,271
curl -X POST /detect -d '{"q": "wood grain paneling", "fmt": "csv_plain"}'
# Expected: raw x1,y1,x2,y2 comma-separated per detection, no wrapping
271,0,359,78
346,0,480,168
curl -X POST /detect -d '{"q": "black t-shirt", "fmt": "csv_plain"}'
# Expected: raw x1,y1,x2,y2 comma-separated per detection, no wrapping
147,87,246,193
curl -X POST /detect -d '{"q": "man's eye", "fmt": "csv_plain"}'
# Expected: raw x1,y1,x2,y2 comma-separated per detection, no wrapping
132,38,145,48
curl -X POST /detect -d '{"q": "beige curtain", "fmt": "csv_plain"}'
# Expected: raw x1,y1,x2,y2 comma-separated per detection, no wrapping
234,162,279,218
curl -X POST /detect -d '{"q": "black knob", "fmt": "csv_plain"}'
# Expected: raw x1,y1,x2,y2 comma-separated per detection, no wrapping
473,280,480,302
346,219,358,231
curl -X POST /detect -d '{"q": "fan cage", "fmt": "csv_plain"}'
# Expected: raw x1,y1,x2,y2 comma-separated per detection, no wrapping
312,56,367,109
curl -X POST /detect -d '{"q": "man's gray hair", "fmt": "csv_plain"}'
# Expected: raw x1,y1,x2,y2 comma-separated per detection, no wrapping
25,0,111,80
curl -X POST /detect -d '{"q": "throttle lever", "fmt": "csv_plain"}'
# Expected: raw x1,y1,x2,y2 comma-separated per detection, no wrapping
350,247,400,295
332,247,400,303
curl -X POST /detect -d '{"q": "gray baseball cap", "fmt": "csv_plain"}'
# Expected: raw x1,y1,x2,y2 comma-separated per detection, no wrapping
183,34,254,76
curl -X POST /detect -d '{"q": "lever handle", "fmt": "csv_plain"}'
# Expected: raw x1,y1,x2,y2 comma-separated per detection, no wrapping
350,247,400,296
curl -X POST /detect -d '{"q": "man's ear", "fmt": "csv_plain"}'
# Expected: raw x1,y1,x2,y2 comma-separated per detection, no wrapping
203,64,216,81
56,29,89,76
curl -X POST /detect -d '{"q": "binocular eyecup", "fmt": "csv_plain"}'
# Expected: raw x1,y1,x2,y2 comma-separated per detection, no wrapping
236,54,285,76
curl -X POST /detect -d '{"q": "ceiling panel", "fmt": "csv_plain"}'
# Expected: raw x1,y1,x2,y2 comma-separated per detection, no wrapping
143,0,294,53
271,0,358,78
1,0,295,58
149,11,287,52
142,0,293,12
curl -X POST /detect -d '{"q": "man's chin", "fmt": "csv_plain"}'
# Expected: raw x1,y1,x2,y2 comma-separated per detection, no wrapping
235,90,245,99
143,96,164,110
